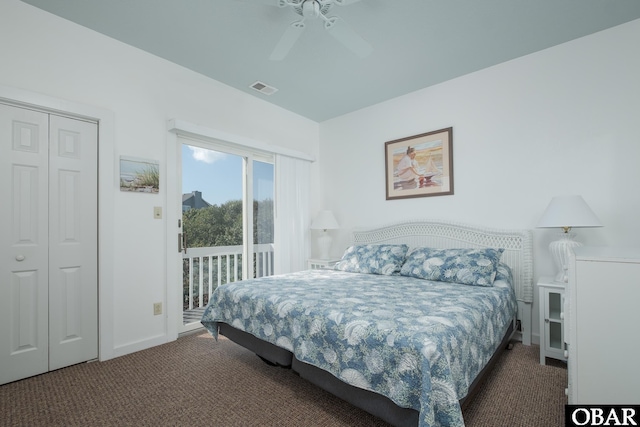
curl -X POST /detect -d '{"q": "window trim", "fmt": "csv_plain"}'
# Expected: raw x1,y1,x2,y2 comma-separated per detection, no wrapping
168,119,314,162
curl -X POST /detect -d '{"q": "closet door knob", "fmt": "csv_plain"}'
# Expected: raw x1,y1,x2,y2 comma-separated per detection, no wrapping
15,255,25,261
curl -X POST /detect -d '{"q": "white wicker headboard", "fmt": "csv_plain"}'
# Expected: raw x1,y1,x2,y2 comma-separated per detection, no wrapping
352,219,534,304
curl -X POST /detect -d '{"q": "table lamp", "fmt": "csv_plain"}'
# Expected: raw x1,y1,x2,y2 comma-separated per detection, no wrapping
537,195,602,282
311,210,339,259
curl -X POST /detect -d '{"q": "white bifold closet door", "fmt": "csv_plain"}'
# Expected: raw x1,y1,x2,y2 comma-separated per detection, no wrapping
0,103,98,385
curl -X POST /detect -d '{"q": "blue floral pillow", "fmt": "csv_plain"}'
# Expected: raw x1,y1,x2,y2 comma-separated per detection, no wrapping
399,247,505,286
334,244,408,275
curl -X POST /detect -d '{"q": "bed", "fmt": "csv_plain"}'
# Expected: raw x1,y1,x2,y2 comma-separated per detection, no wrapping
201,220,533,427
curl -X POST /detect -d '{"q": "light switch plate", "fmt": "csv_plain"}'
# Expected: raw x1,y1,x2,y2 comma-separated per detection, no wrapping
154,206,162,219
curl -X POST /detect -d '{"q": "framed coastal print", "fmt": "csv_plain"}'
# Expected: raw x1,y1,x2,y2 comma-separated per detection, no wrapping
385,127,453,200
119,156,160,193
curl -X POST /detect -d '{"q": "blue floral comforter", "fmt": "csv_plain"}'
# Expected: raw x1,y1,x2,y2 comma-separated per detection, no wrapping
201,269,517,427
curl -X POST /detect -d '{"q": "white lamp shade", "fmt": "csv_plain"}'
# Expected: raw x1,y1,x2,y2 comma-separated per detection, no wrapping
537,195,602,229
537,195,602,283
311,210,339,230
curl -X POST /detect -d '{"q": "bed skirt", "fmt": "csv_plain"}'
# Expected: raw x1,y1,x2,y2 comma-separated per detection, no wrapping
218,320,515,427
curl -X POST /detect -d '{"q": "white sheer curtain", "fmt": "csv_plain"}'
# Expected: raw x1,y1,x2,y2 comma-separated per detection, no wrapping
274,154,311,274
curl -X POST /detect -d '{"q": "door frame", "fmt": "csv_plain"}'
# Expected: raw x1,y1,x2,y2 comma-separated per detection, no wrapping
0,84,116,361
166,121,279,338
170,135,273,335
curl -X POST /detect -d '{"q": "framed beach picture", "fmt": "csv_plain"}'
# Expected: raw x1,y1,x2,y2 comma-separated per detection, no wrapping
385,127,453,200
119,156,160,193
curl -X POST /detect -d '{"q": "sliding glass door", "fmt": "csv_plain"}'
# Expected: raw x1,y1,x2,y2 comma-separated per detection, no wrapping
179,139,273,332
253,160,275,278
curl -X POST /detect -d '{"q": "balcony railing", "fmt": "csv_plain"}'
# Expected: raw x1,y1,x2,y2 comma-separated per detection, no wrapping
182,243,274,312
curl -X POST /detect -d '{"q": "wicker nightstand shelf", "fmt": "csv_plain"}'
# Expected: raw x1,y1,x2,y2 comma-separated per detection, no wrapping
307,258,340,270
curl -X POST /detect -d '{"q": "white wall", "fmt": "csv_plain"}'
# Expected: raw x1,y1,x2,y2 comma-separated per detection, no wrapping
317,18,640,343
3,0,639,354
0,0,318,359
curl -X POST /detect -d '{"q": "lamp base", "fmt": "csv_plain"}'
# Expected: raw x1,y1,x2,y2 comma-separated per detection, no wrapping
317,231,332,260
549,232,582,283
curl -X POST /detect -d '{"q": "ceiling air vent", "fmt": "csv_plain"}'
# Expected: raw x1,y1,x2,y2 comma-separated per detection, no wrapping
250,81,278,96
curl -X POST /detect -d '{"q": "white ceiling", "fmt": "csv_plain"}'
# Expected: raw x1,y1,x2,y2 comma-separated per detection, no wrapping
20,0,640,122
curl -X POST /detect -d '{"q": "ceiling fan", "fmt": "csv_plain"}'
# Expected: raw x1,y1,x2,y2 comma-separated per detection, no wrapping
267,0,373,61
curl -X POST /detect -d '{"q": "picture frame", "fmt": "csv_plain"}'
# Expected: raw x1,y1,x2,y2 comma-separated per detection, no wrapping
385,127,453,200
119,156,160,193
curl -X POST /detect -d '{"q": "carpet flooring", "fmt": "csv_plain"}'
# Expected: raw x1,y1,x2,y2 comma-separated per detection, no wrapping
0,331,567,426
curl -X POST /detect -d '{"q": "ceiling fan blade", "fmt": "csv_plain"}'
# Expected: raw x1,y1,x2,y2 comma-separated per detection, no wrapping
333,0,364,5
270,21,306,61
325,17,372,58
234,0,282,5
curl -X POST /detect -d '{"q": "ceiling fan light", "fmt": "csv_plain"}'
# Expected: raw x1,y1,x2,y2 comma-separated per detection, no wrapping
302,1,320,18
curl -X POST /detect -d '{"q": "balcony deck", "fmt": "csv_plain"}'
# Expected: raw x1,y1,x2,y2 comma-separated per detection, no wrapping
183,307,206,325
182,243,274,326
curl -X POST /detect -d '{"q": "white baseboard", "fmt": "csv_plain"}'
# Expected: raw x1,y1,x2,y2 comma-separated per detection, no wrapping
109,334,172,360
531,332,540,346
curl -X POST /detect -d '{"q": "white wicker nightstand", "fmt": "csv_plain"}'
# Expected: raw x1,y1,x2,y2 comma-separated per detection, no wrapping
538,276,566,365
307,258,340,270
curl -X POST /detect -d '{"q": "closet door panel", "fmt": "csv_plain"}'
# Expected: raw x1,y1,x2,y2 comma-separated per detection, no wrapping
48,115,98,370
0,104,49,385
